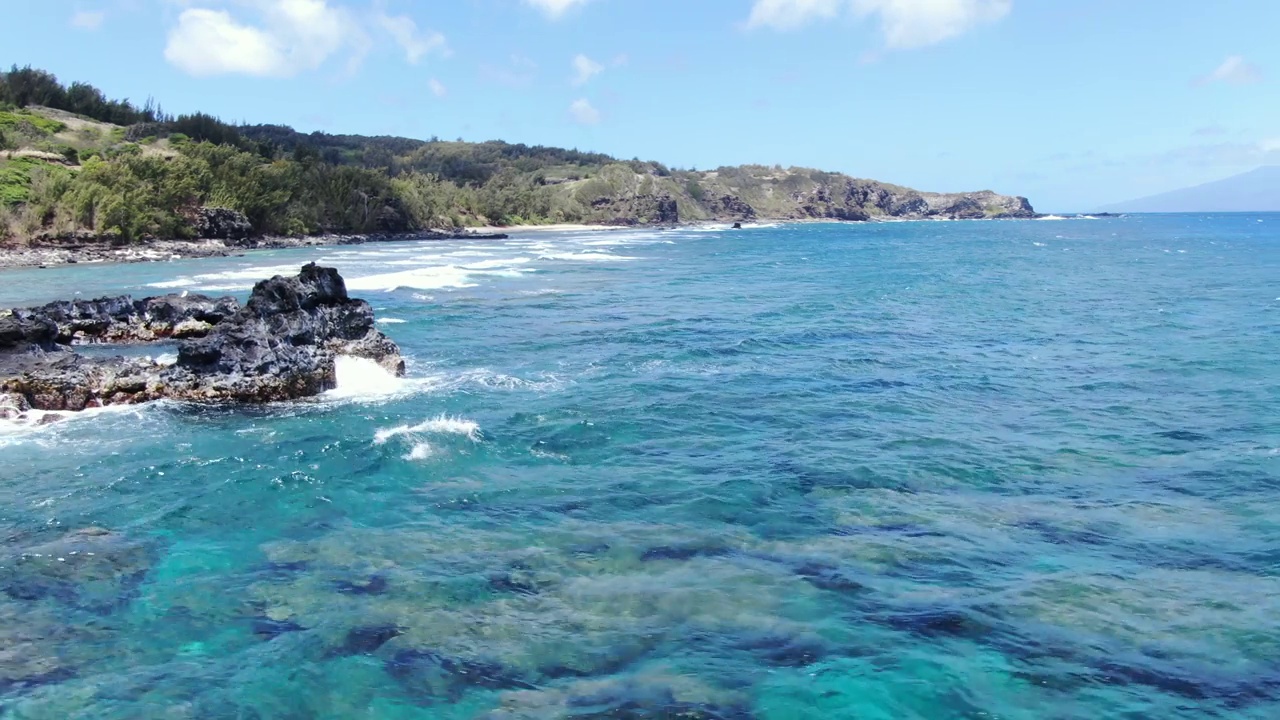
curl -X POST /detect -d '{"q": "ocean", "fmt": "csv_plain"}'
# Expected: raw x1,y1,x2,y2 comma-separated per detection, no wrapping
1,215,1278,718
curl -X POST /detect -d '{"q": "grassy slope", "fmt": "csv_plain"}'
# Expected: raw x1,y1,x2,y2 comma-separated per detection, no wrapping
3,106,1034,242
1,108,182,205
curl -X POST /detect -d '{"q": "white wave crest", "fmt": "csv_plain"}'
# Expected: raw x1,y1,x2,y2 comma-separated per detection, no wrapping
463,257,532,270
0,403,154,445
374,415,482,444
376,318,407,325
147,264,303,292
346,266,479,292
538,252,638,262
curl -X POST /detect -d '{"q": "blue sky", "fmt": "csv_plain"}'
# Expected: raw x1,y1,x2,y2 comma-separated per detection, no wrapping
5,0,1279,211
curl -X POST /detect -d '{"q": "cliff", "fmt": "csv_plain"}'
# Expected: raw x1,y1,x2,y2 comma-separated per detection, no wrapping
558,164,1035,225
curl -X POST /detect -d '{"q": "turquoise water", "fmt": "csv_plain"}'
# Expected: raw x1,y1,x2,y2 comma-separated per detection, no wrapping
1,216,1279,719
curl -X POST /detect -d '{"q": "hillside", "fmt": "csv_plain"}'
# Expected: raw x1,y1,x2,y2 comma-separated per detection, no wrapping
1100,166,1280,213
0,66,1036,245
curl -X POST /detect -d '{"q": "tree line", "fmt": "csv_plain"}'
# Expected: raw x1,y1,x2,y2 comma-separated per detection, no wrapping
1,65,687,243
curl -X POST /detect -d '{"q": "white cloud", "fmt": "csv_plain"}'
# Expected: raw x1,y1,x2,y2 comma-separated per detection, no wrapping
524,0,594,19
1196,55,1263,86
165,9,287,77
165,0,358,78
569,98,600,125
747,0,843,31
1260,138,1280,154
71,10,106,30
747,0,1011,49
852,0,1011,49
571,54,604,86
376,12,448,64
429,78,447,97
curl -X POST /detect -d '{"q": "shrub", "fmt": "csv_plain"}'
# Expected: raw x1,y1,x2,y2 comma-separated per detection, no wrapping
35,142,79,163
685,178,706,202
0,110,66,135
0,157,53,205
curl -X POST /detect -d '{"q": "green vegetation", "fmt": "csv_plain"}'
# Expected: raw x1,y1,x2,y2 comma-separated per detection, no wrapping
0,65,1027,244
0,110,67,135
0,157,46,205
1,65,701,242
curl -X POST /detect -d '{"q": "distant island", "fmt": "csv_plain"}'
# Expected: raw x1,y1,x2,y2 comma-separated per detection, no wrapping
0,65,1036,262
1100,166,1280,213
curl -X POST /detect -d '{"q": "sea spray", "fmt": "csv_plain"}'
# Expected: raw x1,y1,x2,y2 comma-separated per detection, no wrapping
374,415,483,444
326,356,406,400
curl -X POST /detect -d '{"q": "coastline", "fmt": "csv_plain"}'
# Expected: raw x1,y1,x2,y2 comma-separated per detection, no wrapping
0,229,509,271
0,215,1082,271
0,223,641,270
0,222,650,270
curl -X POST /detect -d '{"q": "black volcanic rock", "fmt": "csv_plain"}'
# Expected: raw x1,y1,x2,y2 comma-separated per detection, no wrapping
194,206,253,241
706,194,757,221
11,294,240,344
0,264,404,410
0,313,58,352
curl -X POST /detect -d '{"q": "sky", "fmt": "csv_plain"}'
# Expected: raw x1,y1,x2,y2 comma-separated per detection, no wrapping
4,0,1280,211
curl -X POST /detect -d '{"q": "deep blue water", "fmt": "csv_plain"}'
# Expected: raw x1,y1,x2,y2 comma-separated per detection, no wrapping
1,215,1278,719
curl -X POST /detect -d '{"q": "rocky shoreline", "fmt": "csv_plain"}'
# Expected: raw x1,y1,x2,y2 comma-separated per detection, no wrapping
0,212,1082,271
0,264,403,422
0,229,511,270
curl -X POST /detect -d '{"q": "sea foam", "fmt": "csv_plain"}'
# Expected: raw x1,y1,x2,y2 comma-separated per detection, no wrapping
374,415,482,444
345,266,478,292
324,356,416,401
538,252,638,262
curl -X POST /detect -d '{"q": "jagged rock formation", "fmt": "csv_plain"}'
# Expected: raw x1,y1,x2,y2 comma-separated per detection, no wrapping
704,194,758,222
171,263,404,402
10,294,239,344
588,193,681,226
0,264,403,411
193,206,253,241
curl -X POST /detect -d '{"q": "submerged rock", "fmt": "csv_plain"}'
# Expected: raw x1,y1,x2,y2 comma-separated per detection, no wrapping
1,527,160,614
0,264,405,409
485,673,754,720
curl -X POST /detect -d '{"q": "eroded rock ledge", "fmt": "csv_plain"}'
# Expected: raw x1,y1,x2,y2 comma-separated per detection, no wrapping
0,263,403,413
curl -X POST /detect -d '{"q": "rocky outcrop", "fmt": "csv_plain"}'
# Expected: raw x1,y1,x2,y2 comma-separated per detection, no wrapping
785,178,1036,222
567,165,1037,225
918,190,1035,219
194,206,253,241
591,193,682,226
10,294,240,345
654,196,679,224
167,263,404,403
0,264,404,411
704,194,757,222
